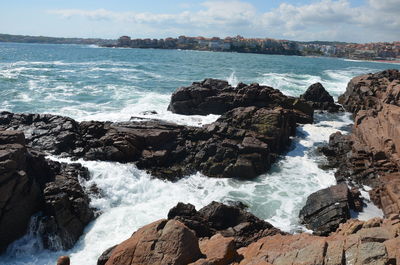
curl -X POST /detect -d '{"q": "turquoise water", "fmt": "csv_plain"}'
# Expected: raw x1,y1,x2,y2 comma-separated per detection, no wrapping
0,42,398,265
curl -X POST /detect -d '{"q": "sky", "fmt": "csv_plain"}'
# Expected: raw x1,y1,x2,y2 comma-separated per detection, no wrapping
0,0,399,43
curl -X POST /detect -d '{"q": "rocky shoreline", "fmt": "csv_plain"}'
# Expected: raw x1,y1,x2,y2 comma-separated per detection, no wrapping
1,70,400,264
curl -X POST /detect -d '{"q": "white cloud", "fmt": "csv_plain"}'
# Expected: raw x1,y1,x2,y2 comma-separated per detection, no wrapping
48,0,400,42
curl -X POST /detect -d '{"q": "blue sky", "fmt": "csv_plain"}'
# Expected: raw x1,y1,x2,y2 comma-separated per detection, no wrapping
1,0,399,42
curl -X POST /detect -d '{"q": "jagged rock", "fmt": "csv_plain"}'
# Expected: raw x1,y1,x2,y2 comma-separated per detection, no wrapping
300,82,341,112
338,69,400,115
370,173,400,217
0,106,300,180
104,219,202,265
168,79,314,123
0,130,94,252
168,201,283,248
38,162,94,250
299,183,361,235
0,130,41,252
100,206,400,265
238,216,400,265
0,112,80,156
321,70,400,193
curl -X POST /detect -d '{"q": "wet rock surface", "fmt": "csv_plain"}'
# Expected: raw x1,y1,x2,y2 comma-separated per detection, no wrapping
0,79,320,253
168,201,284,248
299,183,362,236
0,131,41,252
0,106,306,180
100,202,400,265
0,130,94,252
320,70,400,220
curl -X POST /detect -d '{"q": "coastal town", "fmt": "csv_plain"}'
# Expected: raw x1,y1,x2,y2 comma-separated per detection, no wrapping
114,35,400,61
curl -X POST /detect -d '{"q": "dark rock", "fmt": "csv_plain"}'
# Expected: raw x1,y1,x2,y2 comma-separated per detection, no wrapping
168,201,283,248
0,112,80,156
39,163,94,250
97,245,117,265
0,106,299,180
0,130,41,252
302,83,334,103
168,79,314,123
300,82,342,112
299,183,359,236
168,203,212,238
0,130,94,252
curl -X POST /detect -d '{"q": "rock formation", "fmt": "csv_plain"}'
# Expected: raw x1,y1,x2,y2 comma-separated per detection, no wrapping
300,82,342,112
0,131,41,252
0,130,94,252
168,201,284,248
99,202,400,265
0,79,322,252
320,69,400,220
0,81,314,180
167,78,314,121
238,216,400,265
105,219,203,265
299,183,362,235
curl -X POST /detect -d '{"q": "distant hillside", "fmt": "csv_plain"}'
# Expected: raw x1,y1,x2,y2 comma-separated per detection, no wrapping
298,40,353,46
0,33,116,45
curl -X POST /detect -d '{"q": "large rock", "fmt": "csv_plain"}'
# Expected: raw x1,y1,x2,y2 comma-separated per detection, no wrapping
370,173,400,217
0,106,302,180
0,112,80,156
338,69,400,115
300,82,341,112
238,216,400,265
0,79,316,181
190,234,238,265
104,219,202,265
0,131,41,252
321,70,400,196
167,79,314,122
37,161,94,250
0,130,94,252
168,201,283,248
299,183,361,235
101,214,400,265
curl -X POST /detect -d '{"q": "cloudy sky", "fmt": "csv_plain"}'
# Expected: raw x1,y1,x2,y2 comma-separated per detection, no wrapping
1,0,399,43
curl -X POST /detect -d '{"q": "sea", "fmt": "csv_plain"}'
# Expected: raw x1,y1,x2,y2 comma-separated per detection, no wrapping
0,42,399,265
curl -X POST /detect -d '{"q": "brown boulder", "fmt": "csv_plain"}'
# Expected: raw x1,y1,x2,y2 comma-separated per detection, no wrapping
238,215,400,265
105,219,202,265
57,256,70,265
190,234,238,265
370,173,400,217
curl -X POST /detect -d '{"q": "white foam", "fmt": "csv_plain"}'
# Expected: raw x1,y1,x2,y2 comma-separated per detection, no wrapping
227,71,239,87
351,186,384,221
259,67,379,99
